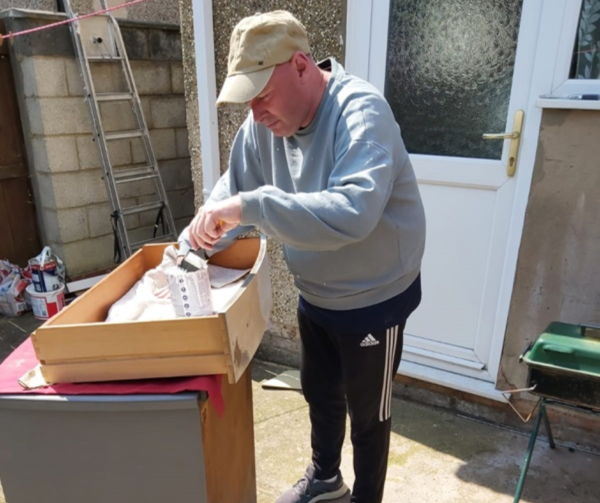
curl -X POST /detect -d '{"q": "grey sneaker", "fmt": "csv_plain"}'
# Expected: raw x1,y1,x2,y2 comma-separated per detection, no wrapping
276,464,349,503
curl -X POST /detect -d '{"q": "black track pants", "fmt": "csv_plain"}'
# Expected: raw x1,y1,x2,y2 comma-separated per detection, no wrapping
298,308,405,503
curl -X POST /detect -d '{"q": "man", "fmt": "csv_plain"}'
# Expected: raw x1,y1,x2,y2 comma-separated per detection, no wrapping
180,10,426,503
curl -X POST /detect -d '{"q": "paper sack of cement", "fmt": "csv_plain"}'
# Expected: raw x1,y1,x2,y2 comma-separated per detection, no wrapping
167,267,214,318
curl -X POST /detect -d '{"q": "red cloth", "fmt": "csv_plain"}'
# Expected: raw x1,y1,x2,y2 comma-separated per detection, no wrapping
0,338,224,415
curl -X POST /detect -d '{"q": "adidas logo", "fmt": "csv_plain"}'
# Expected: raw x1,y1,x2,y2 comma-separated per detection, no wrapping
360,334,379,347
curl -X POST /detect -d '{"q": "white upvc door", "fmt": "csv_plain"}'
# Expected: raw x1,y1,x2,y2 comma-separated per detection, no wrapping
346,0,553,398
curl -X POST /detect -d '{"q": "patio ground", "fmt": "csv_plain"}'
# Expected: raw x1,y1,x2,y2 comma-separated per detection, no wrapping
1,312,599,503
252,361,600,503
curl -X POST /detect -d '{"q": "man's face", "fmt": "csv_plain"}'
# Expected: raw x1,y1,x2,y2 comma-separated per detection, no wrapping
249,59,309,137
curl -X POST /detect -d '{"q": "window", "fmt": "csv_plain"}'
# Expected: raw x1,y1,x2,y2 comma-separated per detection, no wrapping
571,0,600,79
550,0,600,96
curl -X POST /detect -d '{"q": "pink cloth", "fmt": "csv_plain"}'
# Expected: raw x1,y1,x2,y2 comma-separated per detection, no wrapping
0,337,224,415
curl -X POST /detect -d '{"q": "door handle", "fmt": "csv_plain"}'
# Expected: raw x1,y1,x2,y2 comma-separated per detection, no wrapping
482,132,520,140
482,109,524,177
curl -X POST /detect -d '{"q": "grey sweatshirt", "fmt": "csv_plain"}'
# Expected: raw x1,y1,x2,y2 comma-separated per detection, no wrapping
180,58,426,310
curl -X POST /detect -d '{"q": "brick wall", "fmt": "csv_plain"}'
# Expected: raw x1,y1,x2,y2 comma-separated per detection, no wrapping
2,10,193,275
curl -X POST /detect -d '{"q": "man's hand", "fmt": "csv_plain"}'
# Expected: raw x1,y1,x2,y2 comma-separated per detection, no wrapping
188,196,242,251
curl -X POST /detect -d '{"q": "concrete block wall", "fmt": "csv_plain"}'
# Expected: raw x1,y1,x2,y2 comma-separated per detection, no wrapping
3,10,193,275
0,1,56,11
71,0,181,25
0,1,180,25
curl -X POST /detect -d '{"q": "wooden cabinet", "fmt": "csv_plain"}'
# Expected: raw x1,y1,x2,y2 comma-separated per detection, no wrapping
0,365,257,503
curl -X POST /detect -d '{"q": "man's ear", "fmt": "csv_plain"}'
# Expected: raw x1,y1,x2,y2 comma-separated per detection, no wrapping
292,52,309,78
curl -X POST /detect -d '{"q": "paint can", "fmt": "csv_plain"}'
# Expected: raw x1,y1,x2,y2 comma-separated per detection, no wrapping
28,246,64,293
25,283,66,321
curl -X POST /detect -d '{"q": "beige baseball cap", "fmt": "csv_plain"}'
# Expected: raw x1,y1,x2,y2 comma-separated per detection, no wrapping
217,11,311,105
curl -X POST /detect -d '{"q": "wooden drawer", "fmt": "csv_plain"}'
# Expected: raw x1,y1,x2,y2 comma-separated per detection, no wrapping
31,237,271,385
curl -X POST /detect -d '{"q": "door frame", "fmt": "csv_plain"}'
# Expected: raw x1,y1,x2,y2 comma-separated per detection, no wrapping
345,0,567,400
192,0,221,202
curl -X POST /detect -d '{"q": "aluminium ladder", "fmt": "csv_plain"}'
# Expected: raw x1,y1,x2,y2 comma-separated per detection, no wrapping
62,0,178,261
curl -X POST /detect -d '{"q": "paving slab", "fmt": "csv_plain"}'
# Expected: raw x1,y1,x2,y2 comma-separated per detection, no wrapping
252,361,600,503
0,312,40,364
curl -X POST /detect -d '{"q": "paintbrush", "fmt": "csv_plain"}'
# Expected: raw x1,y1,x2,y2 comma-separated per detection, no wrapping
178,250,208,272
178,220,223,272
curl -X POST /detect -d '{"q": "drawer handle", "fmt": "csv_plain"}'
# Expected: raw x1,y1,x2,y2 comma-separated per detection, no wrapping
543,345,574,355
